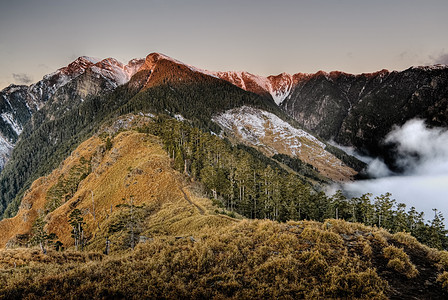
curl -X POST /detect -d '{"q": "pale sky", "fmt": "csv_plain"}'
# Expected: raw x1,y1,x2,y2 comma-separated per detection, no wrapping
1,0,447,89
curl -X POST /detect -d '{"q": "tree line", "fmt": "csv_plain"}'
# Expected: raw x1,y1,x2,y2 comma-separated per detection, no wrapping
24,116,448,252
138,117,448,250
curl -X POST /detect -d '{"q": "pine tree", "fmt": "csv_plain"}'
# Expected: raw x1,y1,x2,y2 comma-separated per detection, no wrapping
427,209,448,249
105,137,113,150
31,213,57,254
69,209,85,251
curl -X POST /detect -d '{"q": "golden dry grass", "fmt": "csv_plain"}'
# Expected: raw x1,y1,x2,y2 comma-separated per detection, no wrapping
0,219,393,299
1,200,447,298
383,245,418,278
1,126,447,298
0,137,101,247
0,248,102,269
0,129,236,249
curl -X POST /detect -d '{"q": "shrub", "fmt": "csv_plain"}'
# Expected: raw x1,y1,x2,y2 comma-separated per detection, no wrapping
383,245,418,278
437,271,448,290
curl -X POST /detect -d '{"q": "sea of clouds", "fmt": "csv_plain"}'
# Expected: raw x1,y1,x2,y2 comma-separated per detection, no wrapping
333,119,448,221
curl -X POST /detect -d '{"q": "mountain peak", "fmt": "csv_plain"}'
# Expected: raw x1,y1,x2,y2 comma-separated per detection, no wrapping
97,57,123,67
90,57,144,86
57,56,101,77
78,56,101,64
211,71,296,105
360,69,390,78
2,84,27,93
141,52,163,71
140,52,189,72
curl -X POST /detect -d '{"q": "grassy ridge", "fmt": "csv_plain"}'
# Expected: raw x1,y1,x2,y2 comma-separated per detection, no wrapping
2,220,448,299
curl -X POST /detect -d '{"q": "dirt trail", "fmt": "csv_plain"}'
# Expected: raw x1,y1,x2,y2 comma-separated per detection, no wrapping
181,188,205,215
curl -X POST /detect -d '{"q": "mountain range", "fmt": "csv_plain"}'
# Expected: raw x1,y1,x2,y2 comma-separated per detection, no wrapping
1,52,448,298
0,52,447,216
2,53,447,171
212,64,448,167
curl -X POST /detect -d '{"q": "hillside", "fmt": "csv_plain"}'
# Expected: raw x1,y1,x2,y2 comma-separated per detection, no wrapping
213,106,356,181
212,65,448,169
1,121,448,298
0,121,235,249
0,52,275,218
0,52,359,220
8,52,446,220
0,112,325,247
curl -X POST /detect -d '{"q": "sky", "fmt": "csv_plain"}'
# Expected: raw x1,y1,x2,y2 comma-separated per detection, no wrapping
1,0,448,89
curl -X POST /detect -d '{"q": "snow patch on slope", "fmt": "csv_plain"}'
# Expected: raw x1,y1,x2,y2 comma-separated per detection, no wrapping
0,134,14,169
91,58,144,87
1,112,22,135
213,106,326,154
267,73,294,105
212,71,293,105
412,65,448,71
174,114,186,121
270,87,291,105
213,106,357,181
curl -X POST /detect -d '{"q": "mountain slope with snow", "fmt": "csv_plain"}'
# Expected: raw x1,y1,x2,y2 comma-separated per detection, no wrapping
0,57,144,169
213,106,357,181
211,71,298,105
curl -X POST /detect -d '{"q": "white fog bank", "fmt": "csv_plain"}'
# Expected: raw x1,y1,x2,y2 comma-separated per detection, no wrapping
341,119,448,220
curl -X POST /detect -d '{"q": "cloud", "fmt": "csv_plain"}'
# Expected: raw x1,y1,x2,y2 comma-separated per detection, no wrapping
385,119,448,175
38,63,52,71
329,140,392,178
429,51,448,65
12,73,33,85
343,174,448,220
365,158,392,178
339,119,448,222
